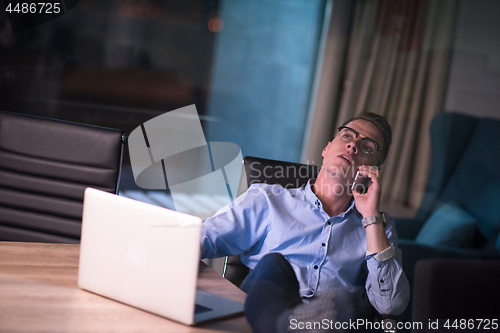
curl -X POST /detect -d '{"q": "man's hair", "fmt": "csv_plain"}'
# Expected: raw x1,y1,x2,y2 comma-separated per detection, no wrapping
339,112,392,165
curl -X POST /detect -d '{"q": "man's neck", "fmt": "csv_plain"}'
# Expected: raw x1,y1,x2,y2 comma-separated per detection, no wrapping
312,168,353,217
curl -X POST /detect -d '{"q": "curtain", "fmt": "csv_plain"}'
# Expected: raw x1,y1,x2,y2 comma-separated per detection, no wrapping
314,0,458,209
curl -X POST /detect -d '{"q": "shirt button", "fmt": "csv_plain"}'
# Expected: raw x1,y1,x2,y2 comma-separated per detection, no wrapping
380,279,385,283
321,243,326,247
314,265,318,269
327,221,331,225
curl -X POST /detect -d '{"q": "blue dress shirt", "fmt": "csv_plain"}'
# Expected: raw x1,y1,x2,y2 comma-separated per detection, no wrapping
200,179,410,315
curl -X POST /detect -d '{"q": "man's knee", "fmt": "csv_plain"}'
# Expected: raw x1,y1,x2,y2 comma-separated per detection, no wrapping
257,253,295,275
259,252,287,266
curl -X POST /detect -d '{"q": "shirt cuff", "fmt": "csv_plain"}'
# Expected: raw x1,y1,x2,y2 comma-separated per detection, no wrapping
365,245,395,261
374,245,395,262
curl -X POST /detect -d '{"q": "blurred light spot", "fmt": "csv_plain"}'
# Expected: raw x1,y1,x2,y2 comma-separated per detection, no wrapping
208,18,224,32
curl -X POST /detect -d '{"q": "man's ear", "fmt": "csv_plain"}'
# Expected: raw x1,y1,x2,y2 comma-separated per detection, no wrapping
321,142,331,157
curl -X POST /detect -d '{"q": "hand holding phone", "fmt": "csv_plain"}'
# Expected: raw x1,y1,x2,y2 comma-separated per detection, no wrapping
351,166,380,194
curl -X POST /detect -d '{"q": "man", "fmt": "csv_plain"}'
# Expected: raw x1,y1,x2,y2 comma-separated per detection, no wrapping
200,113,410,332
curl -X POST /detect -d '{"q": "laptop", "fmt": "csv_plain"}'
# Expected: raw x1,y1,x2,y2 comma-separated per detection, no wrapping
78,188,244,326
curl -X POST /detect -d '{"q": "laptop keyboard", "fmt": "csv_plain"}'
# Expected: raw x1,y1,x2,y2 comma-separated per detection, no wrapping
195,304,213,314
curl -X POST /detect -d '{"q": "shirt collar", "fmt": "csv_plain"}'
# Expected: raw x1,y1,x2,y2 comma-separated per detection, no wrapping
305,178,356,217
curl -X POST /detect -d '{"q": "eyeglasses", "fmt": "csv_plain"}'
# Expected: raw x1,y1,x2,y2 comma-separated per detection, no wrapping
337,126,381,155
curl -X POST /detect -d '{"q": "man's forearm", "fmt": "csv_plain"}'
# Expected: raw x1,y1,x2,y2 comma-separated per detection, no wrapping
365,218,391,253
365,256,410,315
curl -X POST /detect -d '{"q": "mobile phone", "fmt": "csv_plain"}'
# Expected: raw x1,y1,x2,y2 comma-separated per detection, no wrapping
351,166,380,194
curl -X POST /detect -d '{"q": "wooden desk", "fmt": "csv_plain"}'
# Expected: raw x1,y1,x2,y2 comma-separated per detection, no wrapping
0,242,251,332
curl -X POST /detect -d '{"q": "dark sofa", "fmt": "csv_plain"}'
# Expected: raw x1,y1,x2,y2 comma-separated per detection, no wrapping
412,258,500,332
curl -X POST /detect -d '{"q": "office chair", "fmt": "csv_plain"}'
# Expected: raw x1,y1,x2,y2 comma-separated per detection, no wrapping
0,111,125,243
393,112,500,324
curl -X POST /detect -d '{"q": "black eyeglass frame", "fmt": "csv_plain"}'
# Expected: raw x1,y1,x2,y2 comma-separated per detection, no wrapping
337,126,382,154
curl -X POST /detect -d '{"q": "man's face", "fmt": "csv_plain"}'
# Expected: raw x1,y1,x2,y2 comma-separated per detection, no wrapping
321,119,384,180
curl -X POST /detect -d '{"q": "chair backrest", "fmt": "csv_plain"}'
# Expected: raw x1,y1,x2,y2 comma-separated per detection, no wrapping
223,156,320,286
407,112,500,245
414,112,479,224
438,116,500,244
244,156,320,189
400,112,480,239
0,111,125,243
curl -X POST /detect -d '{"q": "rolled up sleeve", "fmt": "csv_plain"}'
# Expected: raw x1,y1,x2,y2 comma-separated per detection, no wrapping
365,217,410,315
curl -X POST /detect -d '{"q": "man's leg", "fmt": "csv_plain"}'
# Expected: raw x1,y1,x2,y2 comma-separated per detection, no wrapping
240,253,303,333
240,253,370,333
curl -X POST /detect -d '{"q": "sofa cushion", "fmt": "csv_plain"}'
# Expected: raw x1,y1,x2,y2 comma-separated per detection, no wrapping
415,202,477,247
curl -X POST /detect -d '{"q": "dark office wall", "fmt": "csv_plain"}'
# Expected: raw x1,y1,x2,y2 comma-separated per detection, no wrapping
444,0,500,119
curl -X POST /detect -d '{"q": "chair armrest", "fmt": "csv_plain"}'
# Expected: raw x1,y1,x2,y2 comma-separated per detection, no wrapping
398,239,500,280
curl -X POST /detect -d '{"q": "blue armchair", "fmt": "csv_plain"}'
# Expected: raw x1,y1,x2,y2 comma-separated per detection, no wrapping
395,112,500,286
